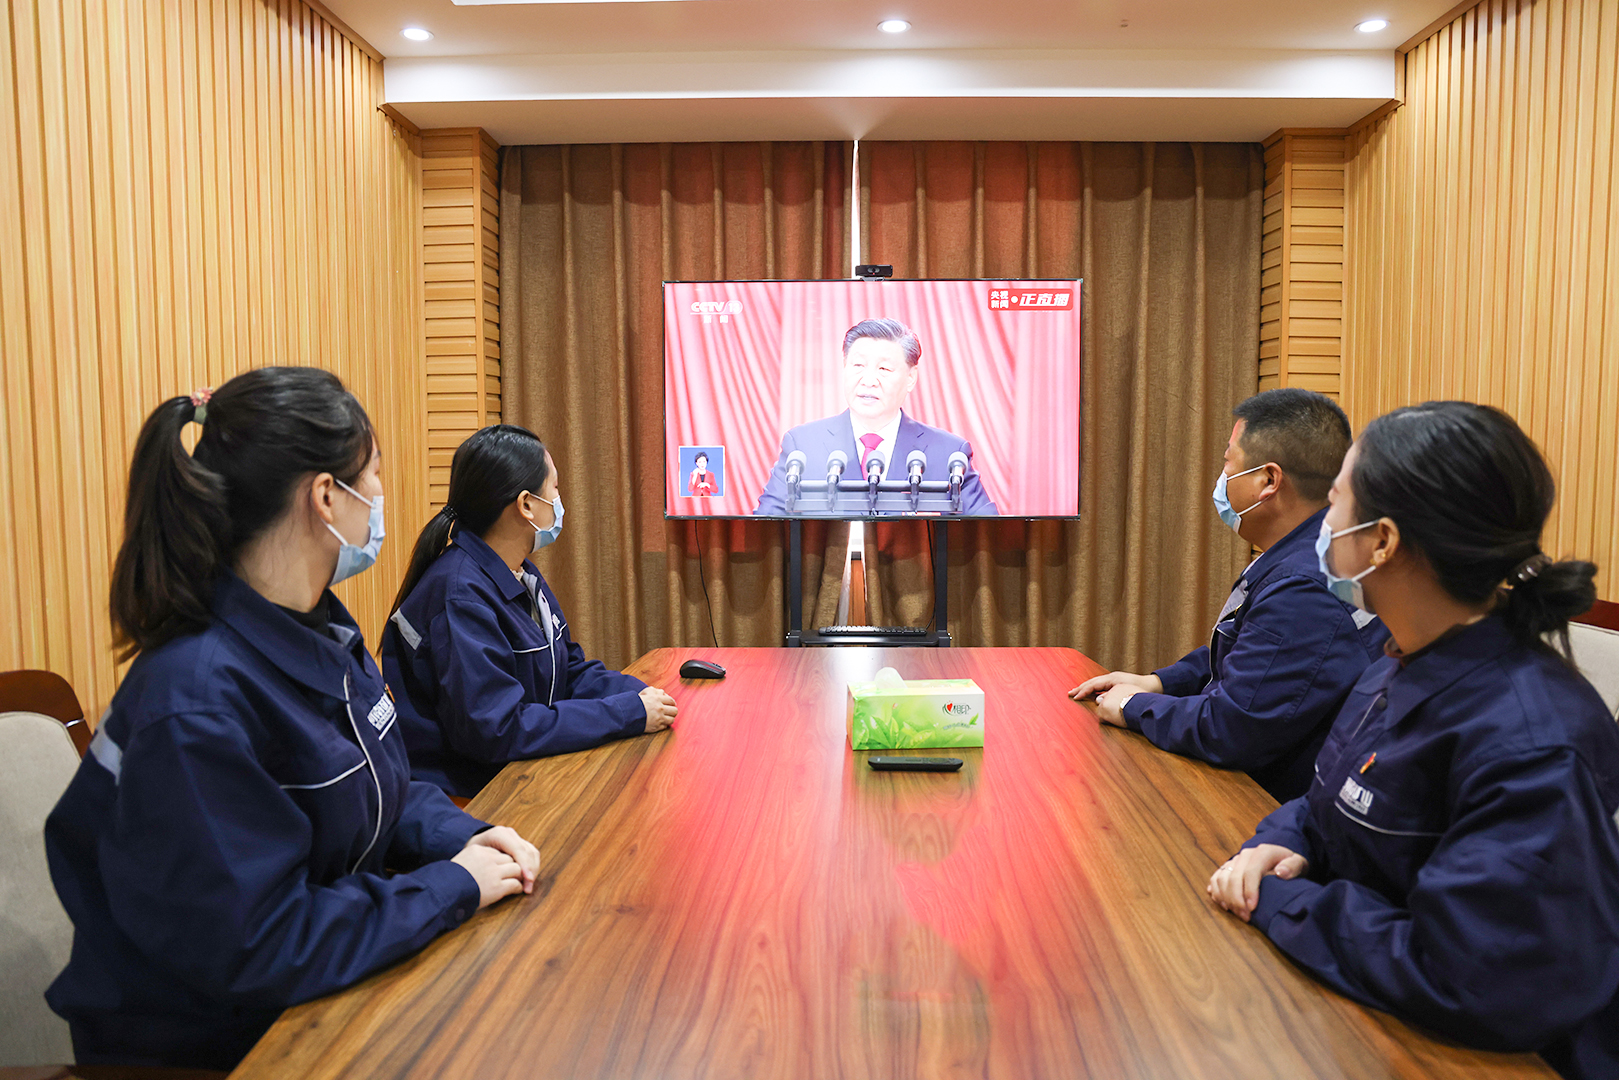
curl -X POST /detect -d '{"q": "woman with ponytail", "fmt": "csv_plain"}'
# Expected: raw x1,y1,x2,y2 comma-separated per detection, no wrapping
1207,401,1619,1079
45,369,539,1070
382,424,676,799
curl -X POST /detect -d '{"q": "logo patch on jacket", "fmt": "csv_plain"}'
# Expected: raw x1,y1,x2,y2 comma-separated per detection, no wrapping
1338,775,1375,814
367,693,395,733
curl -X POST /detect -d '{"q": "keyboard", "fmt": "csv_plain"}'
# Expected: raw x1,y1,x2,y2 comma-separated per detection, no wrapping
816,625,932,637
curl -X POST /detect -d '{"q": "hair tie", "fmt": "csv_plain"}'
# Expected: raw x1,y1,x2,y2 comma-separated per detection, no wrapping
442,506,458,521
189,387,213,426
1510,552,1550,584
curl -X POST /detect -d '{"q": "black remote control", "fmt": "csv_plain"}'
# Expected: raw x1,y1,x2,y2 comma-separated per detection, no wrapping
867,756,964,772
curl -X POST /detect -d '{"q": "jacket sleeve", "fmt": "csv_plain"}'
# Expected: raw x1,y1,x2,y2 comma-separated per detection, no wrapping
754,429,800,515
1243,794,1318,866
557,622,648,705
435,596,646,765
1120,575,1365,771
1154,646,1213,697
387,781,489,867
98,712,480,1009
1249,748,1619,1052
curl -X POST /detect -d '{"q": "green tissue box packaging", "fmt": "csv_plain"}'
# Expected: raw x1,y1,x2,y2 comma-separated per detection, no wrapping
847,669,985,750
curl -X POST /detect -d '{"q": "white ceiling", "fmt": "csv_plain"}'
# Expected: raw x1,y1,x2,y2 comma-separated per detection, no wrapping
324,0,1457,143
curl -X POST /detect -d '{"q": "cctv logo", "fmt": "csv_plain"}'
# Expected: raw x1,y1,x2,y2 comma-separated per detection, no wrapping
690,299,743,324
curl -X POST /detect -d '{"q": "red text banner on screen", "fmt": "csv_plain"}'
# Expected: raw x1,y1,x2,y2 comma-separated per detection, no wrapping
663,279,1082,519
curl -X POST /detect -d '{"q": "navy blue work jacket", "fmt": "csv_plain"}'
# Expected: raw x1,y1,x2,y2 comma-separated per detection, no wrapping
1121,508,1389,801
1246,616,1619,1079
382,530,647,799
44,571,486,1070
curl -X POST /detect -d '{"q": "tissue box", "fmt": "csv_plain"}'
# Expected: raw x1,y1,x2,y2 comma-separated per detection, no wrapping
847,677,985,750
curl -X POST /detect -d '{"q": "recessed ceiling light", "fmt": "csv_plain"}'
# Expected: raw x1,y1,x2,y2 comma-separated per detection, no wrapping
1355,18,1389,33
401,27,434,41
878,19,910,34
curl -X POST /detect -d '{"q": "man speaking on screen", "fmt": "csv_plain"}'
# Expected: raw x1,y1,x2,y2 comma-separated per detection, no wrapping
753,318,999,515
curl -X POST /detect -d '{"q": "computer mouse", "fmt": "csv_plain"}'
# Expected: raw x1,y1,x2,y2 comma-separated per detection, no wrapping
679,658,727,679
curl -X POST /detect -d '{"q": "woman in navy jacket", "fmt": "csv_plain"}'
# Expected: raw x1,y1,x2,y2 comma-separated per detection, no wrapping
382,425,677,799
45,369,539,1070
1209,402,1619,1080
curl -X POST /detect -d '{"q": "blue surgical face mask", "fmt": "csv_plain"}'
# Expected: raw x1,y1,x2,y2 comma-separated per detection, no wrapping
1316,517,1379,612
1211,463,1268,534
325,479,385,585
529,492,564,551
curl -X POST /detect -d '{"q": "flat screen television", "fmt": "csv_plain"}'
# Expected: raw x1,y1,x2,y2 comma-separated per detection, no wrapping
663,278,1081,519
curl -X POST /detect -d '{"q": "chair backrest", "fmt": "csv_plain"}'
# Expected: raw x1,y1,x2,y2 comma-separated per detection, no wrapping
0,671,90,758
0,711,80,1066
1569,600,1619,722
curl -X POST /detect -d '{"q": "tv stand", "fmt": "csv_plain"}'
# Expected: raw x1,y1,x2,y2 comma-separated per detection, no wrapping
784,519,950,647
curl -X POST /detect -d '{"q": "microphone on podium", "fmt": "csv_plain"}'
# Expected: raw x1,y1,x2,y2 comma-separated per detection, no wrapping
947,451,968,510
825,449,848,485
825,449,848,510
864,450,886,503
906,449,928,498
785,450,807,510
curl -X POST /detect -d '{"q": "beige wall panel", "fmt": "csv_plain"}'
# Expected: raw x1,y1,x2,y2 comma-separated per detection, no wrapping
0,0,426,717
1344,0,1619,600
420,126,501,499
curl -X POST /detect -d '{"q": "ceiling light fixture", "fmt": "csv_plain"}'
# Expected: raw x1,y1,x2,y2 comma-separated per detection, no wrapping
401,27,434,41
1355,18,1389,33
878,19,910,34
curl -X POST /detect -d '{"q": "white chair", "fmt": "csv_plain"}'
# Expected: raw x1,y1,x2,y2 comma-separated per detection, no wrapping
0,710,81,1066
1569,620,1619,721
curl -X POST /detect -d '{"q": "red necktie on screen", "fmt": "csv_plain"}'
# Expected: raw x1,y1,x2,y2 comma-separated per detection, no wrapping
858,432,884,472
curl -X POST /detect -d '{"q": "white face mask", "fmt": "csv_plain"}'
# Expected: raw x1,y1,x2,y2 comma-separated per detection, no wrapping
528,492,564,551
1212,463,1268,535
1315,517,1378,613
325,479,385,585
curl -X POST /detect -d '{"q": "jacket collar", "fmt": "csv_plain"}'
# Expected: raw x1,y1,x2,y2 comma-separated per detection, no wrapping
210,570,364,701
1243,506,1329,585
1383,615,1516,729
830,409,913,465
453,528,528,603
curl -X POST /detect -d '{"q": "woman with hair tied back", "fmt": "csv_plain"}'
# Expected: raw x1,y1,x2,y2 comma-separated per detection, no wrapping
44,369,540,1070
1208,401,1619,1079
382,424,677,799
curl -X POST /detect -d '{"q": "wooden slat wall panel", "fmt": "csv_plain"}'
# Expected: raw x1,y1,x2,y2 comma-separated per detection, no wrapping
1344,0,1618,600
0,0,425,716
421,127,501,510
1260,130,1347,397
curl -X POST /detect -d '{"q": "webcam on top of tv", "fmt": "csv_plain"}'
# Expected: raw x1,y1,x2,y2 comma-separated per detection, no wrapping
855,264,893,279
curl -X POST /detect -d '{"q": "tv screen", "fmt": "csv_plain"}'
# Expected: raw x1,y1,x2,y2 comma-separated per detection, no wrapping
663,279,1082,519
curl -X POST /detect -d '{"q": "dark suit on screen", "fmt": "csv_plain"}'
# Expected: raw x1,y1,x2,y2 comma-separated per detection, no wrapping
753,410,999,516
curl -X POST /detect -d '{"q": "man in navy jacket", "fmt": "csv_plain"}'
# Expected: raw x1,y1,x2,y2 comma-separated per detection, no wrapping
753,317,998,516
1071,389,1387,801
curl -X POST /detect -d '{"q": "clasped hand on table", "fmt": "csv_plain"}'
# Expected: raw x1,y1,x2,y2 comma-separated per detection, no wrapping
1067,670,1162,726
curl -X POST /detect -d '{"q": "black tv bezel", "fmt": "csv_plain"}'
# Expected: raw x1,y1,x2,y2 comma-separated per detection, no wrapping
660,276,1084,523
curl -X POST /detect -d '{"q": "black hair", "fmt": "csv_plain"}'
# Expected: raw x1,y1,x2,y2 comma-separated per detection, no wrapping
390,424,549,618
843,317,922,366
1231,388,1351,502
694,453,708,466
110,367,374,659
1350,401,1597,655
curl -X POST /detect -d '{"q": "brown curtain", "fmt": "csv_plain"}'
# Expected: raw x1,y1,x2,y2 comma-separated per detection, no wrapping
501,140,1262,674
500,143,854,668
857,142,1263,671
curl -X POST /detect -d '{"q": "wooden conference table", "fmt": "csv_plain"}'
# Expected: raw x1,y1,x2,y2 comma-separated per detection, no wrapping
233,648,1554,1080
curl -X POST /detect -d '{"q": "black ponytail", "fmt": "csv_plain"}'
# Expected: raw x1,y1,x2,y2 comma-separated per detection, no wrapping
1350,401,1597,656
389,424,549,619
110,368,374,659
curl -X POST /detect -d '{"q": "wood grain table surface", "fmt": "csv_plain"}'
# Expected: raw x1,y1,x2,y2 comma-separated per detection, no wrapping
232,647,1555,1080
